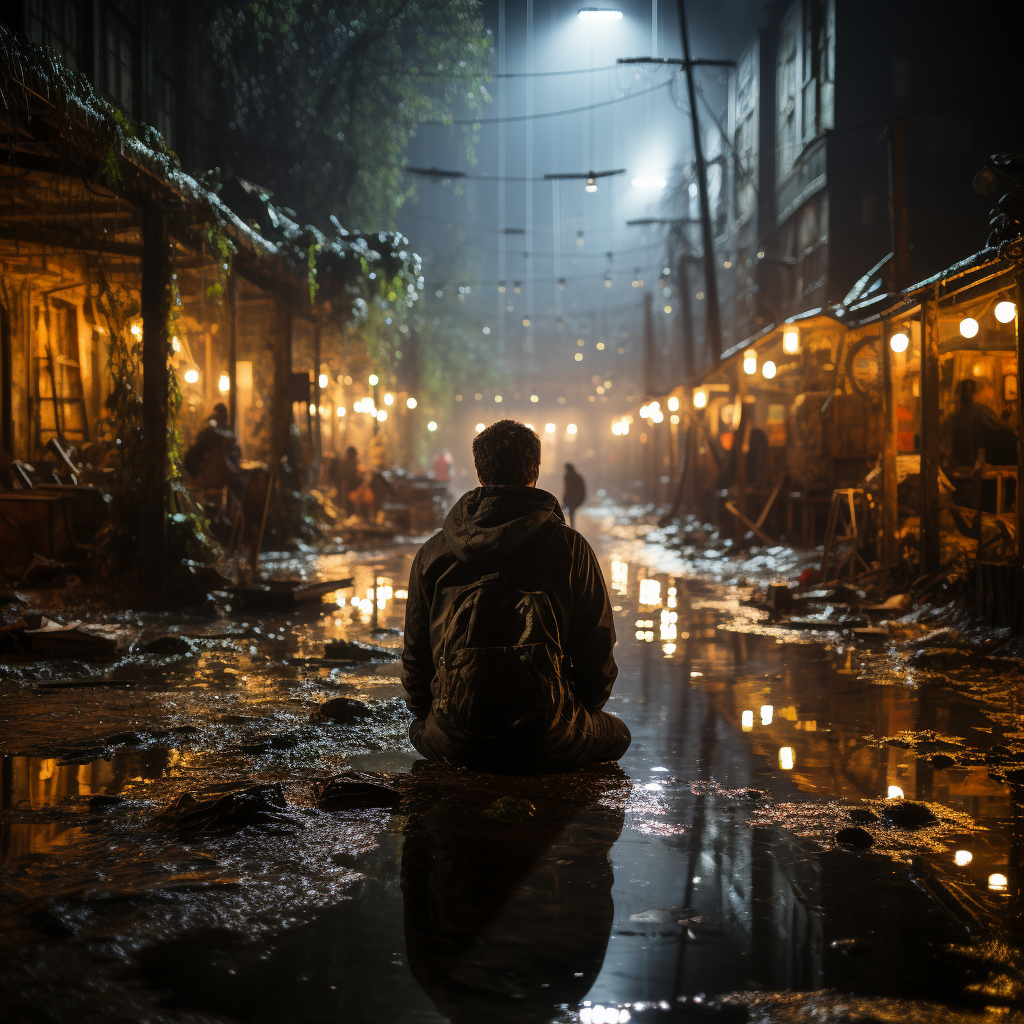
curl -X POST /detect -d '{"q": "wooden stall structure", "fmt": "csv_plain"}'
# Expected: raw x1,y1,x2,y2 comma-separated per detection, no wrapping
0,26,419,582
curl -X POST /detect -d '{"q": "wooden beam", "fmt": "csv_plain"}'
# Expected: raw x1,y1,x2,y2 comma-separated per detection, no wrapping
0,224,142,256
141,199,171,585
919,296,941,574
880,318,899,566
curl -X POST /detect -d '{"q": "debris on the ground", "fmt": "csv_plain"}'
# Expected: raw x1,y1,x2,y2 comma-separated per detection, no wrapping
310,696,375,722
836,825,874,849
228,577,353,610
880,799,937,827
314,772,402,811
158,783,292,832
323,638,400,661
21,615,128,657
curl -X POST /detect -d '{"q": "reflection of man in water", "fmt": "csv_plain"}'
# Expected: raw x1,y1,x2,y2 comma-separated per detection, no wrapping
947,378,1017,468
401,764,625,1024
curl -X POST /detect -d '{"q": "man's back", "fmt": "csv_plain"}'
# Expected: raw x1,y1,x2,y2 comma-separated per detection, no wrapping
402,484,625,772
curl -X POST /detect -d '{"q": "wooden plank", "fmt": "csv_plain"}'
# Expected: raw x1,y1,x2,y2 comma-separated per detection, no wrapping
919,296,941,573
880,317,899,566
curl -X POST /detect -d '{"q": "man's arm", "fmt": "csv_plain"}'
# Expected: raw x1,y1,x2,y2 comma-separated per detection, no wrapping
401,547,436,719
566,534,618,711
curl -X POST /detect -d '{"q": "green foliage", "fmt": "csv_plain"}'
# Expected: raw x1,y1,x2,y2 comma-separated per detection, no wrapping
204,221,237,301
95,277,217,581
307,242,320,306
207,0,491,228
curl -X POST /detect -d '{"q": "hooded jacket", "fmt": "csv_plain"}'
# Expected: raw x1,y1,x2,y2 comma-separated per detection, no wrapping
401,486,617,728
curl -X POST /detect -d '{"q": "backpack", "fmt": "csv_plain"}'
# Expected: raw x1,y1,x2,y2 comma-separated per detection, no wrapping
431,528,568,741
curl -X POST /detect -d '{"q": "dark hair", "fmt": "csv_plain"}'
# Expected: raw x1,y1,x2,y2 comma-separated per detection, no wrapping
957,379,977,406
473,420,541,485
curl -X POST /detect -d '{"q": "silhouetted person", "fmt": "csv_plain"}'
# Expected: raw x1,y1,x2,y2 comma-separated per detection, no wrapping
330,445,361,514
183,403,240,498
402,419,630,772
562,462,586,529
401,762,625,1023
948,378,1017,468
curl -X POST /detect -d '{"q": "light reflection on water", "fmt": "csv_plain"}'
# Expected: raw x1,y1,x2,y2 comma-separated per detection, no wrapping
2,524,1024,1018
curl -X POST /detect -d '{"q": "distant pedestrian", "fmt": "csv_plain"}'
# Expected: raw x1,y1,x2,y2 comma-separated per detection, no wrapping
563,462,586,529
330,445,361,514
432,450,453,483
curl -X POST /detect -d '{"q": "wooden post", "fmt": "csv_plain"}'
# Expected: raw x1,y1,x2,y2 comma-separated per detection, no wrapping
881,320,899,566
0,290,13,456
270,295,293,469
228,273,238,433
1016,274,1024,558
677,0,721,363
141,198,171,584
643,291,656,398
677,253,697,383
919,296,941,574
312,321,322,478
887,117,911,292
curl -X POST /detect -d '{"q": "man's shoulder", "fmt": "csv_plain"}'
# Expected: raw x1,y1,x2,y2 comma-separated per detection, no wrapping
412,529,455,573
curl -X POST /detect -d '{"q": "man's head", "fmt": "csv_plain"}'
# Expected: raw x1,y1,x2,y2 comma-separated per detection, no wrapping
473,419,541,486
345,445,358,460
564,462,575,473
211,403,228,427
958,379,978,406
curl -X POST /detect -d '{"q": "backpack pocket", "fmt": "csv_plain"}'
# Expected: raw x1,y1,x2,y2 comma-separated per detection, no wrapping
435,641,565,739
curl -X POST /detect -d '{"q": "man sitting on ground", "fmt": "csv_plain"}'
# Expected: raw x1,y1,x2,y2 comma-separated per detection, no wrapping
401,419,630,772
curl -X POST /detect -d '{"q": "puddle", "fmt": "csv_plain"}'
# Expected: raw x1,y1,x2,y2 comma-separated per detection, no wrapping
2,517,1024,1021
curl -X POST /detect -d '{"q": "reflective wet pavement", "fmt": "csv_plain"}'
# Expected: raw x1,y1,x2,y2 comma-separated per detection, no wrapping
3,509,1024,1022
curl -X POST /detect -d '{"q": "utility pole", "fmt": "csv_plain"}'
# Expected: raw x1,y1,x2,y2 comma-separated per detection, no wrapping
677,0,722,364
643,291,656,397
620,20,730,367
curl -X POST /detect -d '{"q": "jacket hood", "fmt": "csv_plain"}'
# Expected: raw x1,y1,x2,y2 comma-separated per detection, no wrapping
442,486,564,565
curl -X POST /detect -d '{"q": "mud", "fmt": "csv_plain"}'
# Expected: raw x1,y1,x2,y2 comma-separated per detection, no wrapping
3,506,1024,1022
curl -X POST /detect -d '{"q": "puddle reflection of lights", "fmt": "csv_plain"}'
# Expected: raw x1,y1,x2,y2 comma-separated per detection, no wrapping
643,782,663,792
741,710,754,731
954,850,973,867
989,873,1009,892
690,670,703,678
638,578,661,606
779,747,795,770
662,642,676,656
760,705,773,725
660,623,676,641
887,785,905,800
579,1007,630,1024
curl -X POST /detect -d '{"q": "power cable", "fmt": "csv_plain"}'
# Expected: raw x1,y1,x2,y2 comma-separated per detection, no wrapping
420,79,671,126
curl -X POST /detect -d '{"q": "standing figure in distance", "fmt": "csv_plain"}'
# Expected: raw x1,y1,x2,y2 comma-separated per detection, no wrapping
563,462,586,530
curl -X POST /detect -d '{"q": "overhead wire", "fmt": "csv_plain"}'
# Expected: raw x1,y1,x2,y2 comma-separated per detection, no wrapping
419,79,672,126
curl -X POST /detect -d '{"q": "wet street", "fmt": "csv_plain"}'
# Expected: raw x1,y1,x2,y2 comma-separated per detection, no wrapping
4,508,1024,1023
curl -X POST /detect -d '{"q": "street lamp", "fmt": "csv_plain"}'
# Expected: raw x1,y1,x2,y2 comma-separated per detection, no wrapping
995,301,1017,323
406,397,418,409
889,332,909,353
427,421,438,432
693,389,707,409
